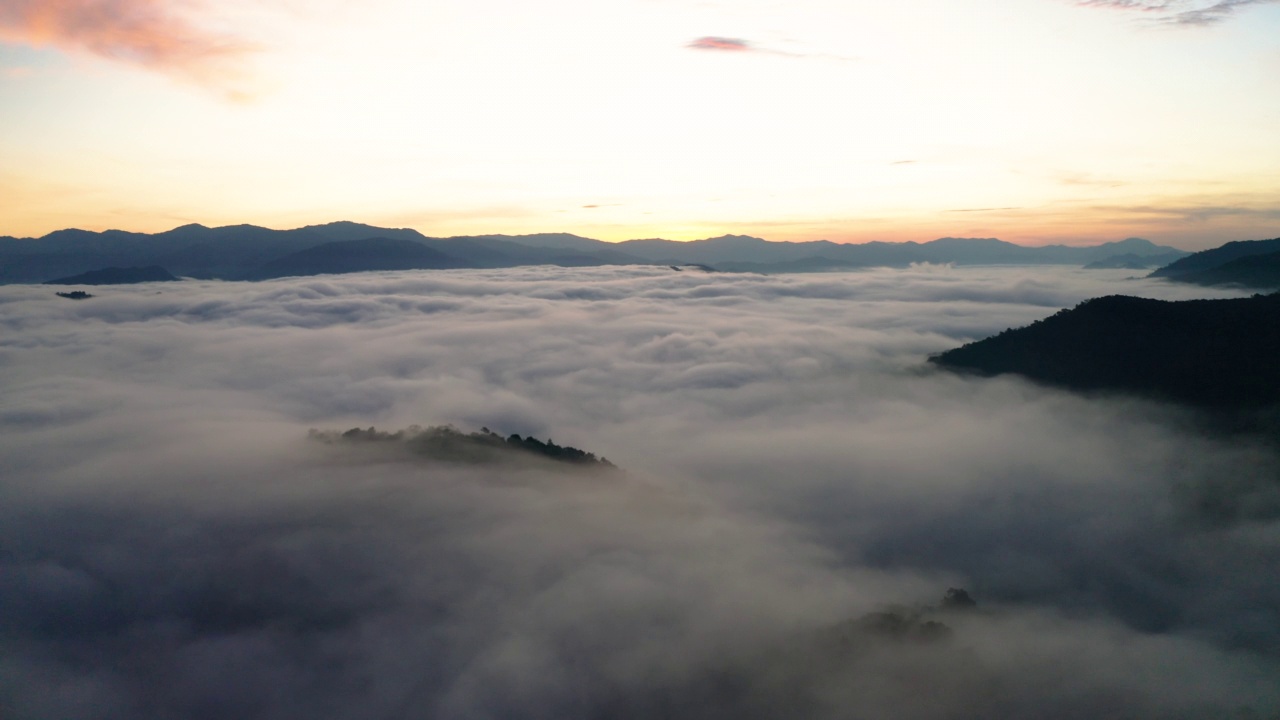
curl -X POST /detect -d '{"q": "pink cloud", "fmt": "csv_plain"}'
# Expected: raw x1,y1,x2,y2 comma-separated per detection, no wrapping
0,0,257,97
688,36,751,52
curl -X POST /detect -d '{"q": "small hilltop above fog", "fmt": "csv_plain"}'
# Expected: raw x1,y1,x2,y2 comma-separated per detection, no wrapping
309,425,617,470
0,221,1192,283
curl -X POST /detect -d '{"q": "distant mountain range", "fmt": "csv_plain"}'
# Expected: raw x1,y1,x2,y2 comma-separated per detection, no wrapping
1149,237,1280,290
931,292,1280,412
1082,251,1187,270
45,265,178,285
0,221,1191,283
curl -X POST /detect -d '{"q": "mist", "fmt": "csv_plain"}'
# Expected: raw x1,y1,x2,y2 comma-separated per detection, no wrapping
2,265,1276,719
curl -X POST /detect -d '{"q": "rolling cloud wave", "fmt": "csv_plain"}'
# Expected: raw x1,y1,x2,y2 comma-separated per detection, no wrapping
0,266,1275,718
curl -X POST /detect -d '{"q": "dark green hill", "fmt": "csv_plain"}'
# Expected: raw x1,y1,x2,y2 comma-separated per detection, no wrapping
44,265,178,285
1150,237,1280,280
1167,251,1280,290
310,425,616,469
930,293,1280,410
247,237,462,279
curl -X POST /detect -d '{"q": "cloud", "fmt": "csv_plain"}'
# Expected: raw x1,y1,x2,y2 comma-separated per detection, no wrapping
0,0,257,98
0,266,1276,718
1094,201,1280,223
688,36,751,51
1076,0,1280,26
685,36,856,61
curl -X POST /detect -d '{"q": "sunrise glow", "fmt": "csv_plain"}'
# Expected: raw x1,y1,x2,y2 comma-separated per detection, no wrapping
1,0,1278,248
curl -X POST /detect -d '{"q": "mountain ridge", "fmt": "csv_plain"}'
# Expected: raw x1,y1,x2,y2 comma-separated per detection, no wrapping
44,265,179,285
1148,237,1280,289
0,222,1195,283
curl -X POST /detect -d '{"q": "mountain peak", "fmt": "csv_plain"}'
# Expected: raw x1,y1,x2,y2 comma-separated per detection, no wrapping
1108,237,1158,249
927,237,1007,246
304,220,388,231
298,221,427,243
700,234,768,244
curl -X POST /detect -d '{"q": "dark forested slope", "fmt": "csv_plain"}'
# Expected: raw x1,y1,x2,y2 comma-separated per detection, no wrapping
310,425,617,469
930,293,1280,410
1152,237,1280,284
247,237,463,279
1170,251,1280,290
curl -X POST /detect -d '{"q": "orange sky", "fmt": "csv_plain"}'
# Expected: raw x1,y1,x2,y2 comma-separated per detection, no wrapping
1,0,1278,249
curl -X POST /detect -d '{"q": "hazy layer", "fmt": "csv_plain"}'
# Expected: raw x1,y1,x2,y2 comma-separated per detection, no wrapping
1,265,1275,719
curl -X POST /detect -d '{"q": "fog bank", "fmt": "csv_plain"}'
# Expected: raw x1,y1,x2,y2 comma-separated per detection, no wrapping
1,266,1275,719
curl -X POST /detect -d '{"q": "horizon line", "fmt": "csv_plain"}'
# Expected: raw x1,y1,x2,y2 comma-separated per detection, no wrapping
0,220,1201,250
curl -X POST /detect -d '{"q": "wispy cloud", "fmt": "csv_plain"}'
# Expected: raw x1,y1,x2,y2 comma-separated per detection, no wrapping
686,36,857,62
1104,202,1280,222
0,0,258,98
1076,0,1280,26
688,36,751,52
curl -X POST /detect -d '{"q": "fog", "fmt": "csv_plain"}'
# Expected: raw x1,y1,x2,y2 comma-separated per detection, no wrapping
2,265,1276,719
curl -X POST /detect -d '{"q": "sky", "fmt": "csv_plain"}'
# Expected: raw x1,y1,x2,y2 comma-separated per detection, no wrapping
1,0,1278,248
3,264,1278,718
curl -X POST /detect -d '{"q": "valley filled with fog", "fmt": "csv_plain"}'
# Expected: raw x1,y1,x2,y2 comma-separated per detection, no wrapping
2,265,1277,719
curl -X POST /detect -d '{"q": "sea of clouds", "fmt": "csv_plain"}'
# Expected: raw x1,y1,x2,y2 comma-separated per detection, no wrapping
1,265,1277,719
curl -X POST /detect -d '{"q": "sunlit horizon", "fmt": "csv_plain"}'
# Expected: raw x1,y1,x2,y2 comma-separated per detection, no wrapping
3,0,1278,250
2,215,1273,252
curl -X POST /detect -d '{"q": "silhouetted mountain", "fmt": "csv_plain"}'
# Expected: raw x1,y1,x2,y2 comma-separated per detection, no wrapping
443,235,647,267
613,234,1186,268
618,235,859,265
1170,251,1280,289
44,265,178,285
55,291,93,300
930,293,1280,411
1,224,332,282
156,225,348,279
247,237,462,279
0,221,1191,283
1083,251,1187,270
297,221,429,244
466,232,607,252
1150,237,1280,280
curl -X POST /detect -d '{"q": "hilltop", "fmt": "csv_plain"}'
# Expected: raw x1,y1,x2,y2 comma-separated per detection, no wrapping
1150,237,1280,289
930,292,1280,413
